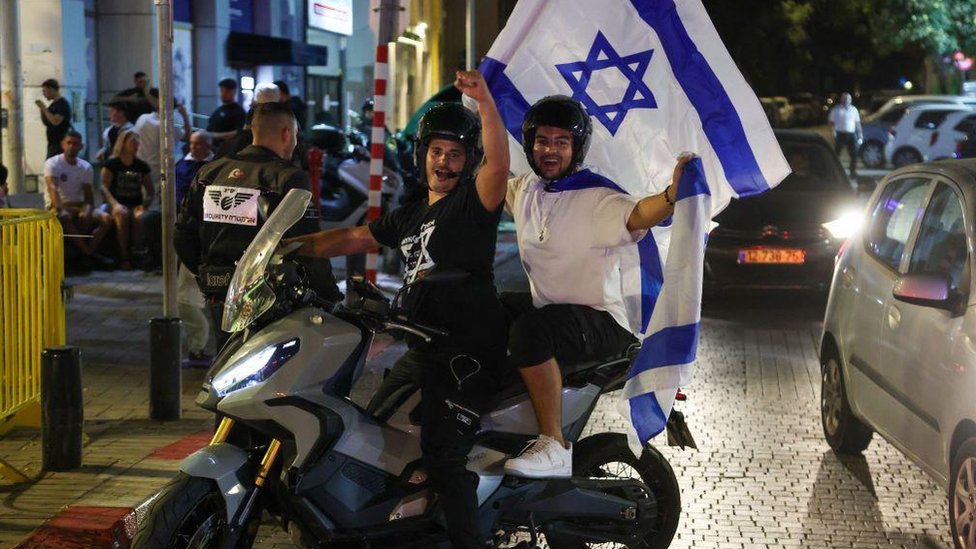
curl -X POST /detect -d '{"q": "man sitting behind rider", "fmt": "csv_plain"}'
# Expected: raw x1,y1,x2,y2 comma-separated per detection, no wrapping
502,95,691,479
288,70,508,549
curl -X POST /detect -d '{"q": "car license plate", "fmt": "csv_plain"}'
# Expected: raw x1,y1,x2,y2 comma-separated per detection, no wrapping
738,248,806,264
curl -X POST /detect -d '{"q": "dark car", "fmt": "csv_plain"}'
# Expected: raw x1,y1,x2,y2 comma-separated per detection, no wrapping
704,130,862,292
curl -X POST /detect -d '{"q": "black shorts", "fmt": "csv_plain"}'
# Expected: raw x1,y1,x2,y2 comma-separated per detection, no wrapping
500,292,637,370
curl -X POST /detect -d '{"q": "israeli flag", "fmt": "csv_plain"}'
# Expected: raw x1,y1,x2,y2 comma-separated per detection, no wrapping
479,0,790,445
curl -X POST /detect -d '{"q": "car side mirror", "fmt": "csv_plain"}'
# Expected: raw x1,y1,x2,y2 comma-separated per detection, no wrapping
892,274,954,310
856,176,876,197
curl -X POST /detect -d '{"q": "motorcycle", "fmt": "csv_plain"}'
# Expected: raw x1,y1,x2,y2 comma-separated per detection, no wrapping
133,189,685,548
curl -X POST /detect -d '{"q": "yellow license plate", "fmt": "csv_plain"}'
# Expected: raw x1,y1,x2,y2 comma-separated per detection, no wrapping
738,248,806,264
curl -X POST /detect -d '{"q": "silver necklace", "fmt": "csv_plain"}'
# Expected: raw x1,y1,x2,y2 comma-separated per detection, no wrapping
536,190,563,242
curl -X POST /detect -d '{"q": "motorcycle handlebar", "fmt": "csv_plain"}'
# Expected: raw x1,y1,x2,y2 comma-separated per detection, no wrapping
382,321,433,343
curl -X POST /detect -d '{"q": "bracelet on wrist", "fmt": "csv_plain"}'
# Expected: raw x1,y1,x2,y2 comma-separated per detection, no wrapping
663,185,675,207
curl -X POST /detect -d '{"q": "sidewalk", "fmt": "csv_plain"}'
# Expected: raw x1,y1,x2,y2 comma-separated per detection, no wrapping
0,227,519,548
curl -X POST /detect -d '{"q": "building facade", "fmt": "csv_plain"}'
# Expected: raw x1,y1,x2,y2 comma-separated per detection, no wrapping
0,0,512,194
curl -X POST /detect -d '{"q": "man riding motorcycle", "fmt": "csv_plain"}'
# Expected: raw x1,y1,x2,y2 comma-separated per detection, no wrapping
288,69,509,548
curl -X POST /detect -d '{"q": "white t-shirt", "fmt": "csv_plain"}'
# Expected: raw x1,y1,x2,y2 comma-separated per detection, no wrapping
506,168,646,335
829,104,861,134
135,112,186,208
43,154,93,209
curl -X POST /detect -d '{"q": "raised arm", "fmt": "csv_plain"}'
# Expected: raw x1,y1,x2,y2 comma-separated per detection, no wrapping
626,154,692,232
455,70,509,210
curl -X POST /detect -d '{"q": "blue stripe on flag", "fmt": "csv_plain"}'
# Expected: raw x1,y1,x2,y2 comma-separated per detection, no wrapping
676,157,711,200
637,234,662,332
629,0,770,198
630,390,667,444
629,322,700,378
479,57,531,143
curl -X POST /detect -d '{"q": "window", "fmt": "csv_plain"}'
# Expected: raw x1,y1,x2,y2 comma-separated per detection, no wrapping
909,183,970,293
866,178,931,270
778,141,850,191
914,110,956,130
954,115,976,135
879,105,908,124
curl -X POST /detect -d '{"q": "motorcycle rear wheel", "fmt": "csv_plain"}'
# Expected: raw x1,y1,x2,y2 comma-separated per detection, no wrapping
545,433,680,549
132,473,232,549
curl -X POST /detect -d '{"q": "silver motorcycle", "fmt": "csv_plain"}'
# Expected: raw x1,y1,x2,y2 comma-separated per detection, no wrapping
133,189,684,548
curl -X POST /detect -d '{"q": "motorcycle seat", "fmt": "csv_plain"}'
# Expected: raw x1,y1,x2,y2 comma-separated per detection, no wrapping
490,342,640,406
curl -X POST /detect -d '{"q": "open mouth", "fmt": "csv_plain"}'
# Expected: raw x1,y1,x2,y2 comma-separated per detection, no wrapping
433,168,458,180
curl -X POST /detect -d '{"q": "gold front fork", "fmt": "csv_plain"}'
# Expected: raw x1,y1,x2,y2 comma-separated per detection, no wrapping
255,439,282,488
211,417,235,444
212,417,281,488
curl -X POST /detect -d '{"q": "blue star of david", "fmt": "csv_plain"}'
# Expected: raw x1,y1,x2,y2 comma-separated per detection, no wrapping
555,31,657,136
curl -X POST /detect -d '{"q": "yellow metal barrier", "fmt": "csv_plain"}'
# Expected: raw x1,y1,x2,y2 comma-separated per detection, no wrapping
0,209,65,465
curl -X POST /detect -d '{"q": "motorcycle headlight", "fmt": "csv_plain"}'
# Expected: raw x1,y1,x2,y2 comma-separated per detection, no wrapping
212,338,300,397
822,210,863,239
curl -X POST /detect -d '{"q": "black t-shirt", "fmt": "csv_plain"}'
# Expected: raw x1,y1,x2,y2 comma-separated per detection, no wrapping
116,87,160,120
207,102,247,134
103,157,150,207
43,97,71,145
369,181,506,354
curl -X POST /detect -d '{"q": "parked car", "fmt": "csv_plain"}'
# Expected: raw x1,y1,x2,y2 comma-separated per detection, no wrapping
820,159,976,549
788,92,820,126
704,130,862,292
885,104,973,168
770,96,794,127
859,95,972,168
927,110,976,161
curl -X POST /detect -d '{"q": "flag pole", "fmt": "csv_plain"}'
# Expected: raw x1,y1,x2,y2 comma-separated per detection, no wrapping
366,0,400,283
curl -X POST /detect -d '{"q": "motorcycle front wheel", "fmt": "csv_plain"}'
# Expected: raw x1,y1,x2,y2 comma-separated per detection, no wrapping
132,473,230,549
546,432,681,549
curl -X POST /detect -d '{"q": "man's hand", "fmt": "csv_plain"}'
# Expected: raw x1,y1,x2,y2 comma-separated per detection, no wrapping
670,153,695,196
454,70,491,104
35,99,45,109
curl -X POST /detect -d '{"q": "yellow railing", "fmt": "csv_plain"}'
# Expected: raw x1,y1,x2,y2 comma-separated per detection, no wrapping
0,209,65,442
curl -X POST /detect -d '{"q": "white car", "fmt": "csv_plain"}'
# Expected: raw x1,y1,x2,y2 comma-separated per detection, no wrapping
885,104,973,168
821,160,976,549
928,111,976,161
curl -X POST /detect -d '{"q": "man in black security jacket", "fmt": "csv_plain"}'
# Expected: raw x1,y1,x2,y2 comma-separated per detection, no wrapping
175,101,339,345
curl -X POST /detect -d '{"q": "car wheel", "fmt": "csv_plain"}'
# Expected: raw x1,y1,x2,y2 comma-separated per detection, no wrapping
820,348,873,454
950,437,976,549
860,140,886,168
892,147,922,168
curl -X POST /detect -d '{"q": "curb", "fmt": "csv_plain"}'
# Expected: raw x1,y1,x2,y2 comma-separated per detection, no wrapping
12,333,400,548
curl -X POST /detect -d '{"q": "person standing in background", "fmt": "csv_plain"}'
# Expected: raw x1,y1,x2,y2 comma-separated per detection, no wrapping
205,78,246,149
175,131,215,368
115,71,160,121
828,92,862,177
273,80,307,130
96,101,133,162
36,79,72,159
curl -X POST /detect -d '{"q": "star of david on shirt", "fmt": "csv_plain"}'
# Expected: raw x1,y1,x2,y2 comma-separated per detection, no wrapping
555,31,657,136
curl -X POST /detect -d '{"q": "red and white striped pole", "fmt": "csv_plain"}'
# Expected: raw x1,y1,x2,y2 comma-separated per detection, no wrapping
366,0,399,283
366,43,388,283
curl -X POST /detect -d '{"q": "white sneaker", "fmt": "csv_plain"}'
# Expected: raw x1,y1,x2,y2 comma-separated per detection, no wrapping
503,435,572,478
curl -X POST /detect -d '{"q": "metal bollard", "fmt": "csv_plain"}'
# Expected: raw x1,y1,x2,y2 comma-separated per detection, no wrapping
150,317,183,421
41,347,83,471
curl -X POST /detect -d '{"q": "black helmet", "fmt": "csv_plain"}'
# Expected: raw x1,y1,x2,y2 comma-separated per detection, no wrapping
415,103,484,186
521,95,592,177
362,97,375,112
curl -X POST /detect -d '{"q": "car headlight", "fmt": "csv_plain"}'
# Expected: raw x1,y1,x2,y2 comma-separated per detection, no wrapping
212,338,300,397
822,211,863,239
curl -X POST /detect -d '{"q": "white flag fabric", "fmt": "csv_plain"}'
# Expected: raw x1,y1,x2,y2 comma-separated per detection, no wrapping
478,0,790,444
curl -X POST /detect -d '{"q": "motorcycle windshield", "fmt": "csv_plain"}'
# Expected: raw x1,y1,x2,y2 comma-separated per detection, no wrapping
221,189,312,333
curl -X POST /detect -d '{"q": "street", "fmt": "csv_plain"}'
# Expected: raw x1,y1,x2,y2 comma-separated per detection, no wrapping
244,248,954,548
